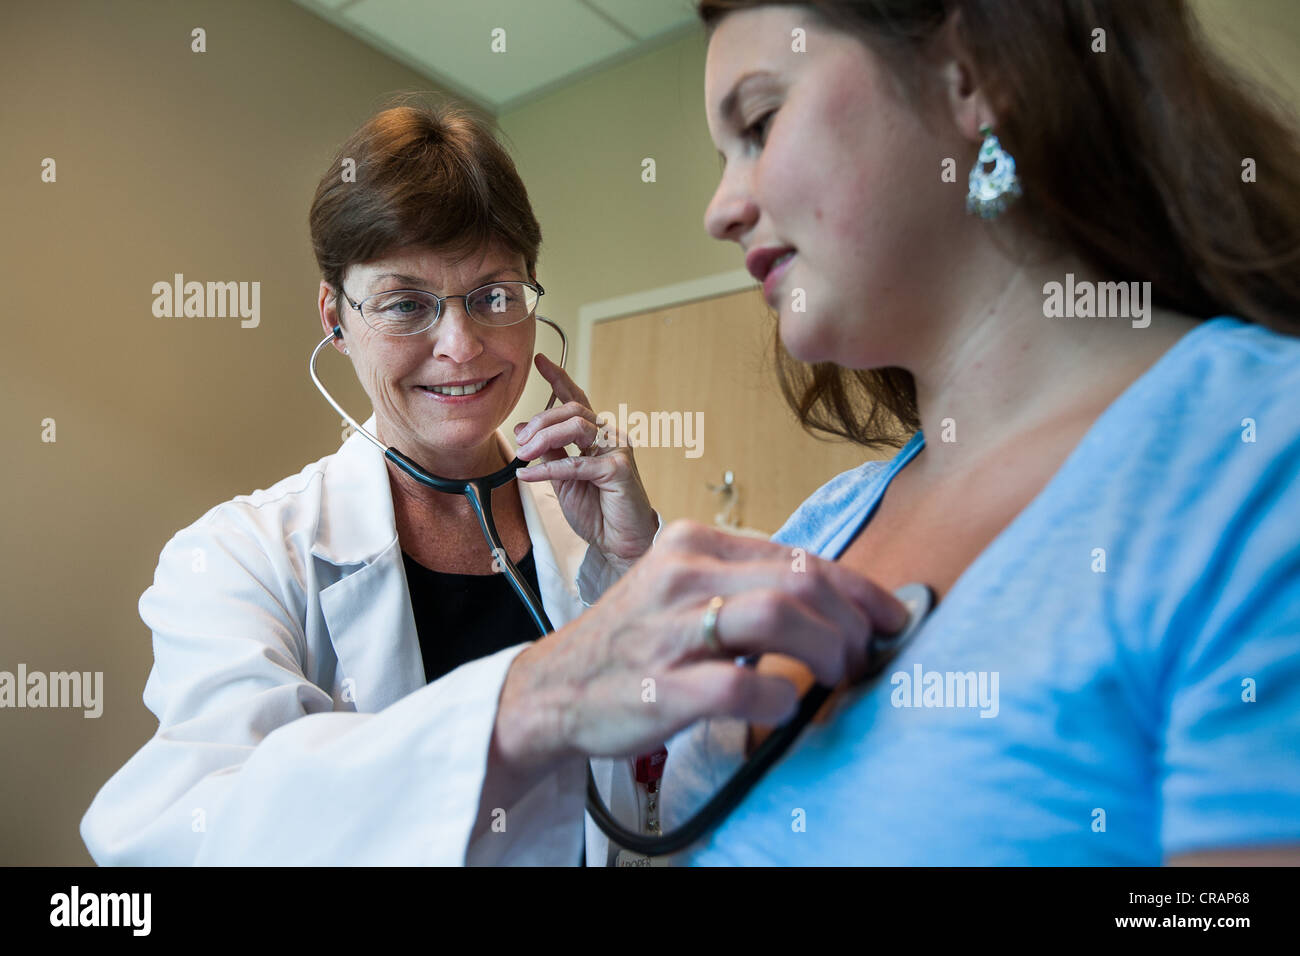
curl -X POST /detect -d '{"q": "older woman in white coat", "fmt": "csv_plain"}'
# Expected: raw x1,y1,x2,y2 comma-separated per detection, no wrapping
76,100,653,865
80,99,904,866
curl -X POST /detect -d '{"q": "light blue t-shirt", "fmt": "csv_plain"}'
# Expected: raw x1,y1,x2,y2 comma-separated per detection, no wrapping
663,315,1300,865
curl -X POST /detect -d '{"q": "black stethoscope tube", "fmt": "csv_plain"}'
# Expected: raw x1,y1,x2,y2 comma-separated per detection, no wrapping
385,448,554,637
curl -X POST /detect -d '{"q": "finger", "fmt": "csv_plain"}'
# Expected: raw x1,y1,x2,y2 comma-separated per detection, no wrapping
662,555,885,677
685,588,850,687
661,662,801,728
658,522,909,635
534,353,593,410
516,443,569,473
657,519,808,562
515,400,598,444
516,416,601,460
514,452,616,483
755,652,817,698
515,400,598,447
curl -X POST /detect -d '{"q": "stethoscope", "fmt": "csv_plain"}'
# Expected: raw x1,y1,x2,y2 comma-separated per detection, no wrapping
310,318,938,857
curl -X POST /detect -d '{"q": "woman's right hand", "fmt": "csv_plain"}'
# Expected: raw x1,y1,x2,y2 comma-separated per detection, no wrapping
492,519,911,769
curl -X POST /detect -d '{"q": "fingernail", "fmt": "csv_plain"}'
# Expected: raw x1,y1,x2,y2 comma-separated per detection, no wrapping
513,422,525,434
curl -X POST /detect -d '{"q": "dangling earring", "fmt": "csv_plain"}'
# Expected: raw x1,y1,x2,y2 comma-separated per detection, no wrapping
966,124,1022,219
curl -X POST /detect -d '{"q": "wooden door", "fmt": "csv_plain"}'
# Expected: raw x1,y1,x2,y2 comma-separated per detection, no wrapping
587,288,893,536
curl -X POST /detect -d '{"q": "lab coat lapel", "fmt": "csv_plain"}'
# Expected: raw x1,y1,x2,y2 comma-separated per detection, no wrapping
312,414,589,713
313,414,424,713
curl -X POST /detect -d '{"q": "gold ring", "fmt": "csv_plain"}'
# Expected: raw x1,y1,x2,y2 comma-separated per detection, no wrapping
701,595,725,654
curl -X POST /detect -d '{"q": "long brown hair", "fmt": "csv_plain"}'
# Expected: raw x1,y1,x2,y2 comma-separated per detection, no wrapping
699,0,1300,451
309,93,542,327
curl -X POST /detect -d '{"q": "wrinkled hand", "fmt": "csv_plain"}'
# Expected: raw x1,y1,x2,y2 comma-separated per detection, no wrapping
494,521,913,766
513,353,658,569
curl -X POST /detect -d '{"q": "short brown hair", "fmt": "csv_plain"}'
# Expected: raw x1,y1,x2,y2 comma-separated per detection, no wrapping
698,0,1300,452
309,94,542,323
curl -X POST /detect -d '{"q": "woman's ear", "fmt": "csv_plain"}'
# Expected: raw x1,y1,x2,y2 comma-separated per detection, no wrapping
932,9,995,143
318,280,348,353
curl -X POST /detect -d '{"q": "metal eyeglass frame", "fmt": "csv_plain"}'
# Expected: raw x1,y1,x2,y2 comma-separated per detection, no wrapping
338,279,546,334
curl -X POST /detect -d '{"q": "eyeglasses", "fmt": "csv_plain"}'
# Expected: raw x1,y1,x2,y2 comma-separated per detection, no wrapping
339,280,545,336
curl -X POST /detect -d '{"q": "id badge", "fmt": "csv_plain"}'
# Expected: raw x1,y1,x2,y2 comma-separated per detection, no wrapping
615,849,668,867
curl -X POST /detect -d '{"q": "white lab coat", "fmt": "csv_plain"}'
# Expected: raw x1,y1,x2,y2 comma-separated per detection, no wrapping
80,413,654,865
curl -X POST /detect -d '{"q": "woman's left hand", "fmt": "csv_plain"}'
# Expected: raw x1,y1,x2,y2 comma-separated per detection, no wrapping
513,353,659,571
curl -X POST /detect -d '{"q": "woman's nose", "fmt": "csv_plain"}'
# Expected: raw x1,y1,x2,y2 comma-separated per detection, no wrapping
704,171,759,243
428,299,485,363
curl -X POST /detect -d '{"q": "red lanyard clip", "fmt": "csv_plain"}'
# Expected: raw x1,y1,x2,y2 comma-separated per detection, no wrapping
634,747,668,789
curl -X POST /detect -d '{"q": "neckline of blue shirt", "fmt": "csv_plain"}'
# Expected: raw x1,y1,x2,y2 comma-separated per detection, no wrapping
821,315,1244,604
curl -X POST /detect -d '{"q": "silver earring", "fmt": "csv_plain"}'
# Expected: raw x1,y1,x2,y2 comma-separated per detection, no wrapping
343,347,350,355
966,124,1022,219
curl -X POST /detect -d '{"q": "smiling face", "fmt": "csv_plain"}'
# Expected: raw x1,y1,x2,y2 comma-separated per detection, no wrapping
321,241,536,474
703,5,968,369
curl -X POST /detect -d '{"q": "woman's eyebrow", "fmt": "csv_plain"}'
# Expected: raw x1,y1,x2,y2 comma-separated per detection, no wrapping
717,69,778,125
371,272,427,289
468,268,526,287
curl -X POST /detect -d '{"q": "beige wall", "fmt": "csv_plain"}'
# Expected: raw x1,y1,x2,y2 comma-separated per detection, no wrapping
499,27,737,419
1195,0,1300,103
2,0,1297,865
0,0,449,865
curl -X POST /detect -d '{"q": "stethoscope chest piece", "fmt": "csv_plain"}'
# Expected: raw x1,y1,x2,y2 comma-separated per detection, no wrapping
864,582,937,680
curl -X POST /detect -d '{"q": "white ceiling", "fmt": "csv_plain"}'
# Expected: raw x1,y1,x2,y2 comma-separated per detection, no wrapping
292,0,702,115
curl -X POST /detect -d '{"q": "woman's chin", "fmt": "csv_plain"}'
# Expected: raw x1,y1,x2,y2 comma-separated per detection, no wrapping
397,408,500,451
779,322,839,366
419,419,500,447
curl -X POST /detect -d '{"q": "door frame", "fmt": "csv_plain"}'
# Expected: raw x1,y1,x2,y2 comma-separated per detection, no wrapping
576,268,754,388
